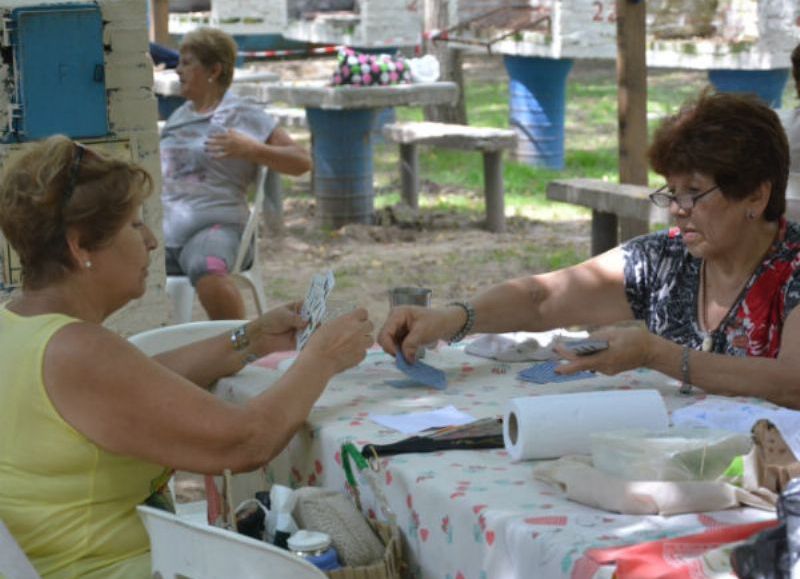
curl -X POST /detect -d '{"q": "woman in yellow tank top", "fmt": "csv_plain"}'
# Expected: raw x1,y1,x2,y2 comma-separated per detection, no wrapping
0,135,374,578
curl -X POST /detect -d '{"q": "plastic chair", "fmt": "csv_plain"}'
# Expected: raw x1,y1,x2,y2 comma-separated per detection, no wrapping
0,519,41,579
166,169,269,323
138,505,327,579
128,320,245,357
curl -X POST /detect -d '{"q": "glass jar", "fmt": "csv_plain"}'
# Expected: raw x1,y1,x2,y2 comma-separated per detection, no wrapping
287,530,341,571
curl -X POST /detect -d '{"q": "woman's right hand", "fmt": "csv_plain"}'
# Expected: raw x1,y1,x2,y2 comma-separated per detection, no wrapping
378,305,465,363
302,307,374,375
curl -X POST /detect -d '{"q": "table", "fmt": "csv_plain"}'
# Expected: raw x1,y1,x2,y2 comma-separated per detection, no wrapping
214,342,775,579
235,81,459,228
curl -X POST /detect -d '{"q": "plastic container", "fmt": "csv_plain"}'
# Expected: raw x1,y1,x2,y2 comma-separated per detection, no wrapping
288,530,341,572
590,428,752,482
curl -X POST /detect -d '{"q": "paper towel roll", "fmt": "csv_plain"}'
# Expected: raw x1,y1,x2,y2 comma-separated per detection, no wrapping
503,389,669,461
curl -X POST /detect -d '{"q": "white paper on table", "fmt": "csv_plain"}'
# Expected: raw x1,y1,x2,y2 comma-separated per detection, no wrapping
672,399,800,459
465,330,588,362
369,405,475,435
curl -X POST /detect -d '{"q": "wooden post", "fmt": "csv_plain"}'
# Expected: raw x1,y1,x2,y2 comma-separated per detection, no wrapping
150,0,170,46
616,0,649,242
423,0,468,124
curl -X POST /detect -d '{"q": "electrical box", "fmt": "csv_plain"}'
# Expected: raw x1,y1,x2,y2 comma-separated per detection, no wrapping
7,3,108,141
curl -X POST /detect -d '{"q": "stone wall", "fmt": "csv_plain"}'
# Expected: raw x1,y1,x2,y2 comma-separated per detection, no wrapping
0,0,169,336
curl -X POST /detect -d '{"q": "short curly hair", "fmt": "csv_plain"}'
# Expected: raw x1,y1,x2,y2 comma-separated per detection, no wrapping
648,91,788,221
0,135,152,289
180,27,238,90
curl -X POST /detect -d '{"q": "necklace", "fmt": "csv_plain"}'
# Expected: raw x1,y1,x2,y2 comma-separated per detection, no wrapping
699,259,757,352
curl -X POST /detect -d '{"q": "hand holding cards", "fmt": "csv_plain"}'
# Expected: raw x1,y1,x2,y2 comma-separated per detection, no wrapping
296,270,335,351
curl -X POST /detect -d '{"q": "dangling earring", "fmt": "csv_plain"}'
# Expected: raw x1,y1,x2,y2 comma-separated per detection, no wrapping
85,260,93,269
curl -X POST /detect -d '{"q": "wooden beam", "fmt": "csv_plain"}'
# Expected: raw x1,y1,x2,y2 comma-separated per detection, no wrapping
150,0,170,46
616,0,649,241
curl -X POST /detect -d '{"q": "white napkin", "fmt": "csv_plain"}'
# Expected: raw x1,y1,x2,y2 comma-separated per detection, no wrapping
465,330,588,362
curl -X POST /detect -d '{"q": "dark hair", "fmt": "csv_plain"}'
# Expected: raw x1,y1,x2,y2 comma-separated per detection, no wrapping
0,135,153,289
648,91,788,221
792,43,800,100
180,27,237,90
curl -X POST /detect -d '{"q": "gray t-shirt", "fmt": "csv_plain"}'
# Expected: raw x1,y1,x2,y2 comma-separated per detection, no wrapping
160,92,277,247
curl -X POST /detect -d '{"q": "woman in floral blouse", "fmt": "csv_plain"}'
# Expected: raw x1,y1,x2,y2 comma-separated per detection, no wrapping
379,91,800,408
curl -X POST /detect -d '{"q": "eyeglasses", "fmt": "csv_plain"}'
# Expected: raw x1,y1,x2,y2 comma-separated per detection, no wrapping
648,184,720,210
62,143,86,206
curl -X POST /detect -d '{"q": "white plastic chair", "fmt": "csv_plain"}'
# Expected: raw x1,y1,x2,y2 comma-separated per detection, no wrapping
0,520,41,579
138,505,326,579
128,320,245,356
166,169,269,323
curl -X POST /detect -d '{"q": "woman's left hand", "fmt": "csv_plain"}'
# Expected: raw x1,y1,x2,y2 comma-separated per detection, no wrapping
246,301,307,356
205,129,259,160
553,325,654,376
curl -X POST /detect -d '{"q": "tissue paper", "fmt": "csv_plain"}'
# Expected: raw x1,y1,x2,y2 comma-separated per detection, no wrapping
503,389,668,461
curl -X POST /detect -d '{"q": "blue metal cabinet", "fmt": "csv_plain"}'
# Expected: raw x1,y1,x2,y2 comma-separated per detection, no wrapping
9,3,108,140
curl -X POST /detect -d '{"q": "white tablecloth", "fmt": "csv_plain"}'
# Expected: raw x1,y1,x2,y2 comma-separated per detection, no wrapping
214,342,776,579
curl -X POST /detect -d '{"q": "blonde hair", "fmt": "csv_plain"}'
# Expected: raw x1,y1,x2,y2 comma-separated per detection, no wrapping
0,135,152,289
180,27,238,90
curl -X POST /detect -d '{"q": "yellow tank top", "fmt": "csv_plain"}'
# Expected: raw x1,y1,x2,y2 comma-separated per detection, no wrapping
0,306,169,578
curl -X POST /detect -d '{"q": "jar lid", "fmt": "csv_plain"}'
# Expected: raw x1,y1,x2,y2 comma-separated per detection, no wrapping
288,530,331,553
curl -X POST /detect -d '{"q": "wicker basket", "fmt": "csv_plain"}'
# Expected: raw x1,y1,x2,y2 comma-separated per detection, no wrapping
326,520,405,579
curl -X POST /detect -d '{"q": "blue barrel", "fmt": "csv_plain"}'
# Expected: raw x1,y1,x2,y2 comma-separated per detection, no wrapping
708,68,790,108
504,56,574,170
306,108,375,227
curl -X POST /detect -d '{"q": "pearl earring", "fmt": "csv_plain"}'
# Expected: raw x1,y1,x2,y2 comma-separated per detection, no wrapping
208,77,214,83
85,260,92,269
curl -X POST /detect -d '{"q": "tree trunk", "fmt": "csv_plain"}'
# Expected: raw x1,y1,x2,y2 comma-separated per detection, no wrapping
422,0,468,124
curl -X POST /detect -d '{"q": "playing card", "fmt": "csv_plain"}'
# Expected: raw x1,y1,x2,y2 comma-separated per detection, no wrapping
296,270,335,350
516,360,596,384
393,351,447,390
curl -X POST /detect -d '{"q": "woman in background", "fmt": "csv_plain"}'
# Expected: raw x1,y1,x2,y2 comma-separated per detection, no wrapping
161,27,311,319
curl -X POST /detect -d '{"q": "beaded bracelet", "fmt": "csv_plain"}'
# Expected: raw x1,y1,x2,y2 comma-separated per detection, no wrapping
447,301,476,344
679,345,693,395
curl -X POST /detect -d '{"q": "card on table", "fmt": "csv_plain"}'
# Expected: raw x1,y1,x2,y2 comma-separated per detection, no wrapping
517,360,596,384
388,351,448,390
296,270,335,351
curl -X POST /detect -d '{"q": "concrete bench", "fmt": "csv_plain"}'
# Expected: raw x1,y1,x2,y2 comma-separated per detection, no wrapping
546,178,669,256
264,106,308,130
382,121,517,233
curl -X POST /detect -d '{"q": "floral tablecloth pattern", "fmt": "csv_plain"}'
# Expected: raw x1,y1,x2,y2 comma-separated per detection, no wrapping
214,344,776,579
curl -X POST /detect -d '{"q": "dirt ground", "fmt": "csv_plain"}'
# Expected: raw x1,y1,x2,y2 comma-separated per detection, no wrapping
223,54,593,325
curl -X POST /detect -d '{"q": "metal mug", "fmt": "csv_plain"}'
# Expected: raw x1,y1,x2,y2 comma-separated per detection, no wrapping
388,286,432,308
388,287,433,358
